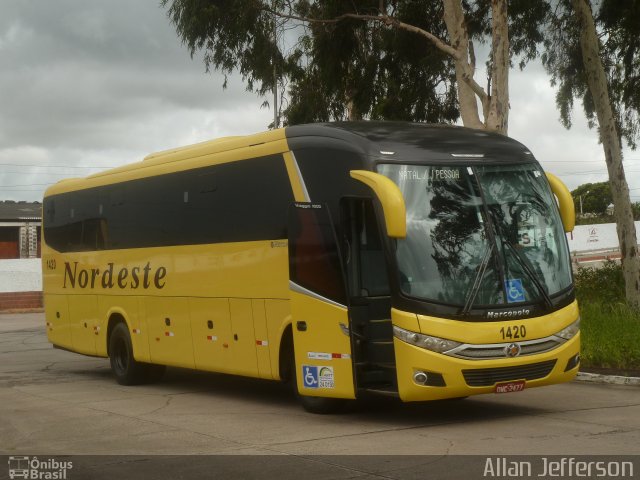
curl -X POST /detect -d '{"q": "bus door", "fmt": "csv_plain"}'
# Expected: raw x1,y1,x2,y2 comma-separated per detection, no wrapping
287,203,356,399
340,198,395,393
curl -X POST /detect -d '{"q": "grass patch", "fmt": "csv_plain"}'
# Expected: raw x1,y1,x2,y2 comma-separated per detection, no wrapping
578,301,640,371
574,261,640,371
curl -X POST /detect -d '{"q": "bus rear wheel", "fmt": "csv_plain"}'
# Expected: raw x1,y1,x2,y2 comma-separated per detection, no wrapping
109,322,148,385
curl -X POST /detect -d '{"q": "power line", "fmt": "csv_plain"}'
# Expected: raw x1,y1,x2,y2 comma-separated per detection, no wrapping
0,183,54,187
0,171,75,176
0,163,118,169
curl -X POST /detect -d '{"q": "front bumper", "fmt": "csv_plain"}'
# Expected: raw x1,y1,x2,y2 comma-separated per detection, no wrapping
394,332,580,402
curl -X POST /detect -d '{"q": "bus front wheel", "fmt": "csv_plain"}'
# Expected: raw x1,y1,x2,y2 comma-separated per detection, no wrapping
109,322,148,385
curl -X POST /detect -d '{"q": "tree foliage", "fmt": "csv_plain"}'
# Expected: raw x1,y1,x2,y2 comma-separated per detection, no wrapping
542,0,640,149
284,1,460,124
571,181,613,215
161,0,548,129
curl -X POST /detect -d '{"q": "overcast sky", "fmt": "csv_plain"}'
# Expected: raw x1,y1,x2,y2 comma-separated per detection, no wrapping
1,0,639,204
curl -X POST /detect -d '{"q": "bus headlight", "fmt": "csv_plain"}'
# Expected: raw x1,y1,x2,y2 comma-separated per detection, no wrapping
555,317,580,341
393,325,461,354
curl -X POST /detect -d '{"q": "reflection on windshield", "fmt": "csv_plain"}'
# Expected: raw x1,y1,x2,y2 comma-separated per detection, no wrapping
477,165,572,303
378,163,572,309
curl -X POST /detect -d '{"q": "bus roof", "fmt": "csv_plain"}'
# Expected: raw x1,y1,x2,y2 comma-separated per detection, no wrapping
285,122,534,165
44,122,536,197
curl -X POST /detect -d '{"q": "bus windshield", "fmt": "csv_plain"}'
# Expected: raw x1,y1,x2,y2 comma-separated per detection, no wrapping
377,163,572,309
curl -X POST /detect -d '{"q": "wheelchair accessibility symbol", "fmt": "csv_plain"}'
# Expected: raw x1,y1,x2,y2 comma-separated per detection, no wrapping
303,365,319,388
505,279,525,303
302,365,335,389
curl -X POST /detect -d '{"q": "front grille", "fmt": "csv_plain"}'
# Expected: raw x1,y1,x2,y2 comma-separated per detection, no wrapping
450,337,562,360
462,359,557,387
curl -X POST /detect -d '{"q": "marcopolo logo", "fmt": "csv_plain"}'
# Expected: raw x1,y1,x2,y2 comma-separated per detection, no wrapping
487,308,532,319
63,261,167,290
8,456,73,480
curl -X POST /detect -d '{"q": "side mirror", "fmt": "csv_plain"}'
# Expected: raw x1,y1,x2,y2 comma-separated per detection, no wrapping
349,170,407,238
545,172,575,233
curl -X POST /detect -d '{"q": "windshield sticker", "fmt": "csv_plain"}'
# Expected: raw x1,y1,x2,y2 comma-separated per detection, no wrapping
505,279,525,303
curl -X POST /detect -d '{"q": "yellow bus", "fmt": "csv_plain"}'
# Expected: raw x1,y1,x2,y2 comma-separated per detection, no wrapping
42,122,580,413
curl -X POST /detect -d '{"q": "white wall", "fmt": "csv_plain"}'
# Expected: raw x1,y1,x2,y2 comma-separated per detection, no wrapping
566,221,640,253
0,258,42,293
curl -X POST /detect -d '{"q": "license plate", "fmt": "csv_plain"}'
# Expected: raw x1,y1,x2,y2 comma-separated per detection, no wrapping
495,380,525,393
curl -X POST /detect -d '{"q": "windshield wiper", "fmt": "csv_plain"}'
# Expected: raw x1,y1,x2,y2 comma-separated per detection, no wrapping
461,243,495,316
501,240,553,309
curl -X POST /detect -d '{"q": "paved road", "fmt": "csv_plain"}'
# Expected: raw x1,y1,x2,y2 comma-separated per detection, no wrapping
1,312,639,478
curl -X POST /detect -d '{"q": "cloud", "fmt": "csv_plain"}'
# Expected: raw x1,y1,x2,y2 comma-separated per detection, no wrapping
508,61,640,198
1,1,638,203
0,0,273,201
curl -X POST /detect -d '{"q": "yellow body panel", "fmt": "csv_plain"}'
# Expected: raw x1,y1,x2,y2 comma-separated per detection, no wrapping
545,172,576,232
264,300,292,381
190,298,233,373
43,239,290,380
146,297,195,369
416,301,579,343
251,299,274,379
68,294,98,356
100,296,147,360
392,302,580,402
228,299,259,376
290,290,355,399
43,241,289,299
44,294,72,350
395,334,580,402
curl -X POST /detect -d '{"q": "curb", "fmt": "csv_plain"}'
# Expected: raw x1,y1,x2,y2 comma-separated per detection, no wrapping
576,371,640,386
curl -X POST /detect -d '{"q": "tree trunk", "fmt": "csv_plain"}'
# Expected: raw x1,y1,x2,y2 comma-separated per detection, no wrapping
442,0,509,134
442,0,485,130
571,0,640,309
486,0,509,134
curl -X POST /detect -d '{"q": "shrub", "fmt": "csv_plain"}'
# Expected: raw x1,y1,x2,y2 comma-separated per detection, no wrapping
574,260,625,306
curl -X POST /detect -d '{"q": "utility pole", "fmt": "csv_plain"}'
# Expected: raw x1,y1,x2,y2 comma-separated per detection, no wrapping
579,190,590,216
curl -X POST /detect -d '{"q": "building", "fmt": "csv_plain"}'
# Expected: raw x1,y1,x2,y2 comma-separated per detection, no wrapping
0,200,41,259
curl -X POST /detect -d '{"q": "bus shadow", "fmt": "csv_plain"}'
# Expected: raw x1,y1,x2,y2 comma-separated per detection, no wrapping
67,365,549,424
149,367,547,423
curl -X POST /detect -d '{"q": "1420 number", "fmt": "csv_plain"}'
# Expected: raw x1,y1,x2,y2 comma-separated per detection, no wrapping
500,325,526,340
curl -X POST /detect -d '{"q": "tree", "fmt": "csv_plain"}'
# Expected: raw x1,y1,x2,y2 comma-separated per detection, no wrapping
282,2,459,124
162,0,548,133
571,182,613,216
543,0,640,309
633,202,640,221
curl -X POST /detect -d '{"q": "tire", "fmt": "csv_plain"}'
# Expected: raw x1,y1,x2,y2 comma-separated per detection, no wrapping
108,322,147,385
288,349,346,414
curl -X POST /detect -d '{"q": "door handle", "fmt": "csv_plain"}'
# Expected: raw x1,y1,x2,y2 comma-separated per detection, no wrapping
296,321,307,332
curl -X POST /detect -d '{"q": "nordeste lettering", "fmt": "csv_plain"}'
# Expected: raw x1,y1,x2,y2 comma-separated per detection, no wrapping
63,261,167,289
